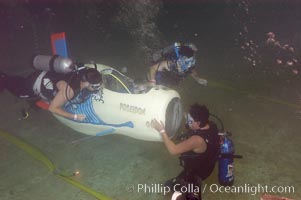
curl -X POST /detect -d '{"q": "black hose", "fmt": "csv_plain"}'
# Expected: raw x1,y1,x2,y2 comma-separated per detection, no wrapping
209,113,224,132
65,72,77,104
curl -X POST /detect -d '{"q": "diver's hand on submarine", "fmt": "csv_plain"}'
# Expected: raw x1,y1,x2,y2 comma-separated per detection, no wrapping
73,114,86,121
151,119,165,134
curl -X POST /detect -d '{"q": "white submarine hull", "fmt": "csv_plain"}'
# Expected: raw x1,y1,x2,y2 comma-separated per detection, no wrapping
54,63,183,142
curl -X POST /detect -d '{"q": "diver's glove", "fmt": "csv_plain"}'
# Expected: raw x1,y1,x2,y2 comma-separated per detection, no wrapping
196,78,208,86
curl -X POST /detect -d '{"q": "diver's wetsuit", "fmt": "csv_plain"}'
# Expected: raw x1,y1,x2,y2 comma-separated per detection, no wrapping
0,71,39,99
1,70,82,102
167,122,219,199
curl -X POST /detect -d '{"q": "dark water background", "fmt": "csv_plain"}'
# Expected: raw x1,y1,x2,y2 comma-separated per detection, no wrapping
1,1,301,70
1,1,301,200
1,1,301,95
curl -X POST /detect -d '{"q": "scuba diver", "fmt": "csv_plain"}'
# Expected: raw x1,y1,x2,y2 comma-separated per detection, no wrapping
148,42,208,87
151,103,219,200
0,62,102,121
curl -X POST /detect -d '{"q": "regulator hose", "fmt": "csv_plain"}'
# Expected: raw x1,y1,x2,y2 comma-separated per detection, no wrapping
209,113,224,132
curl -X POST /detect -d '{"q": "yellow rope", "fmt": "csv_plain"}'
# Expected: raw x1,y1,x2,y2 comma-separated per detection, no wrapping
108,73,131,94
0,130,113,200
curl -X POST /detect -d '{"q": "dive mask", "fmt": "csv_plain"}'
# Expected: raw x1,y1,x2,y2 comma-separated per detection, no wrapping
185,113,194,125
89,83,102,92
177,56,196,74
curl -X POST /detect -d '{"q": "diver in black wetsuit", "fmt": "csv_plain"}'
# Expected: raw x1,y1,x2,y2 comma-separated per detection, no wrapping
0,68,102,121
151,103,219,200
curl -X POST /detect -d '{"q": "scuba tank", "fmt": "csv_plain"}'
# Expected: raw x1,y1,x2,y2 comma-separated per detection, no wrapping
33,55,74,74
209,114,242,187
218,132,234,186
218,131,243,186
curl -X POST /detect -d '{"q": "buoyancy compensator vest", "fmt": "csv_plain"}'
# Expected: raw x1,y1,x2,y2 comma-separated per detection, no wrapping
179,122,220,180
32,70,81,102
31,55,93,103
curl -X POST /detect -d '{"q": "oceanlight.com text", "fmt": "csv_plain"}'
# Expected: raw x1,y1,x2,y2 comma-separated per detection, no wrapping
206,183,295,196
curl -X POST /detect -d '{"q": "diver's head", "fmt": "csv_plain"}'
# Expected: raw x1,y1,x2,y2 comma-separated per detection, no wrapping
186,103,209,129
176,45,196,74
81,68,102,92
179,45,196,57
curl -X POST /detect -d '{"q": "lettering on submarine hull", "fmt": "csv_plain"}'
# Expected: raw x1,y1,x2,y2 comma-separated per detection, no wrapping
120,103,146,115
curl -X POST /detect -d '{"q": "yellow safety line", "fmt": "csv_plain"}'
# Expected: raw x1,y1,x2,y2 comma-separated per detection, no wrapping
0,130,55,171
0,130,113,200
208,79,301,109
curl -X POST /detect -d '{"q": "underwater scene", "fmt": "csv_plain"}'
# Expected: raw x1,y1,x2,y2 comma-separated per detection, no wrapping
0,0,300,200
